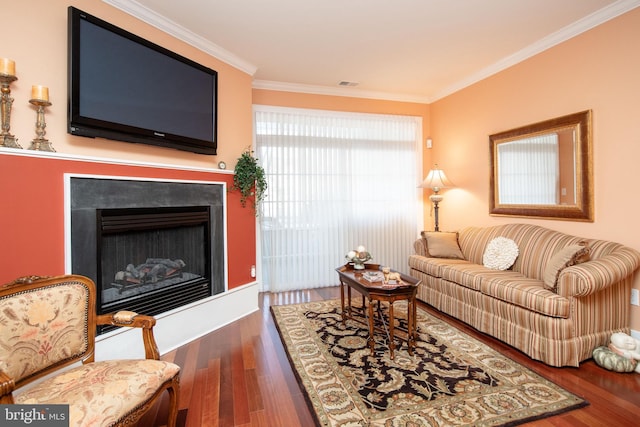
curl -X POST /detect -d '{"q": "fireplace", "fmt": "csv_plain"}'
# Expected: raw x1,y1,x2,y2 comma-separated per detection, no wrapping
97,206,212,330
69,176,226,334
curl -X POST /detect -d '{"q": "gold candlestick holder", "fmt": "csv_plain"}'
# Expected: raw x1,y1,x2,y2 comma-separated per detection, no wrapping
28,98,55,152
0,73,21,148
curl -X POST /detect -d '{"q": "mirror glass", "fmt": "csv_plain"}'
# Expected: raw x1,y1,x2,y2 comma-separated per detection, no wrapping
489,110,593,221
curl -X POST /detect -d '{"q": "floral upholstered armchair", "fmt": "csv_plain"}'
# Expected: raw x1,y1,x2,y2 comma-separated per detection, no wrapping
0,274,180,426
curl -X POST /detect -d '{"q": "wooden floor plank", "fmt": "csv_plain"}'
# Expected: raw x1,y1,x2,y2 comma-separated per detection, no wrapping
244,368,263,413
201,359,220,427
184,368,206,427
231,345,251,425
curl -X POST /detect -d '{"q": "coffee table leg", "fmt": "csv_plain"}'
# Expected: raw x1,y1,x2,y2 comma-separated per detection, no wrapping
413,299,417,354
340,281,346,325
367,297,375,355
389,302,395,359
407,299,414,355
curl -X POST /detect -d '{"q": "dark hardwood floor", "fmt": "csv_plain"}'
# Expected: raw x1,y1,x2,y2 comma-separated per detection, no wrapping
139,287,640,426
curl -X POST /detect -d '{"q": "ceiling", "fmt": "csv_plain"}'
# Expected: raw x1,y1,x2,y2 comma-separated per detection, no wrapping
107,0,638,103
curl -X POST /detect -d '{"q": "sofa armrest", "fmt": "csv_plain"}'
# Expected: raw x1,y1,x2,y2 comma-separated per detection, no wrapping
556,247,640,297
97,311,160,360
414,238,428,257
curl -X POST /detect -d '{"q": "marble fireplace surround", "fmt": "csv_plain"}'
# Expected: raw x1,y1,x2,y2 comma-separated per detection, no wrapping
69,175,226,315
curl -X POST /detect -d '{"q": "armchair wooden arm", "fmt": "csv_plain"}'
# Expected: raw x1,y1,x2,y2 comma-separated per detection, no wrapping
96,311,161,360
0,370,16,404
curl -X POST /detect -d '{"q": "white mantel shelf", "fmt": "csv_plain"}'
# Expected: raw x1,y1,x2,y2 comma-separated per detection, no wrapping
0,147,233,174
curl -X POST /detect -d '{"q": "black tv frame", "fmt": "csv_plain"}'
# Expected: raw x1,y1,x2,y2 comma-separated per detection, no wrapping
68,6,218,155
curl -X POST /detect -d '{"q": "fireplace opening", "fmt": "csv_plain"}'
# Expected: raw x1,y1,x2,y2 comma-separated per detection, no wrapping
97,206,212,333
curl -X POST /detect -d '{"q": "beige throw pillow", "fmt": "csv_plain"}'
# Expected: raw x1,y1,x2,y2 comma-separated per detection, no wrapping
483,237,519,270
422,231,465,259
543,243,590,291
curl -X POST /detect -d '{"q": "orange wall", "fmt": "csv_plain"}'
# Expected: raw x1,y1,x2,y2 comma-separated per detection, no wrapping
429,8,640,330
1,0,256,287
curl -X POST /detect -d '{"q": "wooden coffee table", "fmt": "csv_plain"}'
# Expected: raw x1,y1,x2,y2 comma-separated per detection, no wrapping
335,263,421,359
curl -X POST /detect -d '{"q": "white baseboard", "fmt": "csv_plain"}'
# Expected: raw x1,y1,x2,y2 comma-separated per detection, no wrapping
95,282,260,360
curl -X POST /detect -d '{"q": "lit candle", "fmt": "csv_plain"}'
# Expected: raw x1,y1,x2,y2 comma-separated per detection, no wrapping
31,85,49,102
0,58,15,76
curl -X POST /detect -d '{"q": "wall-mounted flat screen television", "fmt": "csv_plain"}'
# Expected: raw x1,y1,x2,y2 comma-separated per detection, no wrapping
68,6,218,155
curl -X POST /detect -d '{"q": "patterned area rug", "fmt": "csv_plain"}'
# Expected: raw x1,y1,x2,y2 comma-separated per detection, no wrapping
271,299,587,427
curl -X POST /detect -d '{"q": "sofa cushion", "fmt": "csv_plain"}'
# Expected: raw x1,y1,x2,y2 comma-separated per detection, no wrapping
483,237,519,270
440,264,523,292
480,277,570,318
434,262,570,317
411,256,471,279
543,244,590,291
422,231,465,259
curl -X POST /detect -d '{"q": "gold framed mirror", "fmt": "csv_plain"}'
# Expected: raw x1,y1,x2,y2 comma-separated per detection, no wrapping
489,110,593,221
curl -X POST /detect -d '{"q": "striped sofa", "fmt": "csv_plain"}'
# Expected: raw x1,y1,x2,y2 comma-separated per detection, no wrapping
408,223,640,367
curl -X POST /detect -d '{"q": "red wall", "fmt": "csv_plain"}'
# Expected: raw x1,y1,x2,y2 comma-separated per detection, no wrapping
0,152,255,289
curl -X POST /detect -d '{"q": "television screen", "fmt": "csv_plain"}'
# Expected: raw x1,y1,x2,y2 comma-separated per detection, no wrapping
68,7,218,155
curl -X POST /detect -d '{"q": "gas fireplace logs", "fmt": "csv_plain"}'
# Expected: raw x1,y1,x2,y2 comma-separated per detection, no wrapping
114,258,186,290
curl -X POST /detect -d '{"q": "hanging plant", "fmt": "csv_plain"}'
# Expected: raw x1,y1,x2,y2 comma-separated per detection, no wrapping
230,148,267,214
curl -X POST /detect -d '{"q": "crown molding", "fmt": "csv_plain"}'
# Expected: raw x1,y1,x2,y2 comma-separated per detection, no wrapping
429,0,640,101
102,0,257,75
252,80,432,104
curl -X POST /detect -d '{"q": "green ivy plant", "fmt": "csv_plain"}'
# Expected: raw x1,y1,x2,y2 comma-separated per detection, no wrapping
230,148,267,214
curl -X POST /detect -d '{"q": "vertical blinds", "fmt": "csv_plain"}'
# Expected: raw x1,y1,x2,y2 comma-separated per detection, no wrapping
255,106,422,292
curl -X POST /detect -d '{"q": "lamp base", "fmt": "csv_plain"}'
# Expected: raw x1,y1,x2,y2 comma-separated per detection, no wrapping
429,194,443,232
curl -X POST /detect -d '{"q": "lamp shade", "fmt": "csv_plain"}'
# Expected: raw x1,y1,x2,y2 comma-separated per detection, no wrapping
420,165,454,193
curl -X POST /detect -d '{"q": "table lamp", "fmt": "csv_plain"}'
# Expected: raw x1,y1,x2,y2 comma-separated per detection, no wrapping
420,165,453,231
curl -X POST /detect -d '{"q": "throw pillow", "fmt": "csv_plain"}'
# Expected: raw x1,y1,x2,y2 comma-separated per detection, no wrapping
483,237,519,270
422,231,465,259
543,243,590,291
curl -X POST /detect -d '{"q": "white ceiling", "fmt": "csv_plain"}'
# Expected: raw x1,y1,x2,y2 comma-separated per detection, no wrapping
106,0,639,103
